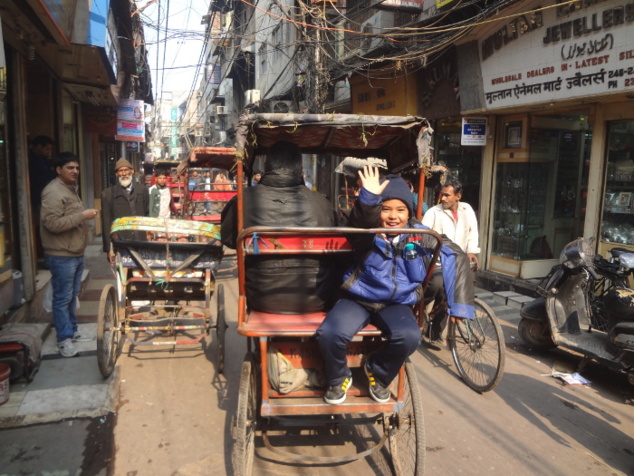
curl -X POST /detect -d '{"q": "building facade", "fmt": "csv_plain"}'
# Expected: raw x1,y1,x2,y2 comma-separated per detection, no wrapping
0,0,152,318
199,0,634,288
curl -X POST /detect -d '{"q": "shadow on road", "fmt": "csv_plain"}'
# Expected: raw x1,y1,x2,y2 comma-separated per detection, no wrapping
497,372,634,475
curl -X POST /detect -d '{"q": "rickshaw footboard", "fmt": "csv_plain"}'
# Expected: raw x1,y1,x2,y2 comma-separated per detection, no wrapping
262,429,388,464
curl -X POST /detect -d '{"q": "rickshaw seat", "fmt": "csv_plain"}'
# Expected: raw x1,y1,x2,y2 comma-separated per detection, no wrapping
238,310,381,337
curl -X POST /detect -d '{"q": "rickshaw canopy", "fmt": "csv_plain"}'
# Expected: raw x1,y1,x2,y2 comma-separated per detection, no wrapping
175,146,238,177
235,113,432,172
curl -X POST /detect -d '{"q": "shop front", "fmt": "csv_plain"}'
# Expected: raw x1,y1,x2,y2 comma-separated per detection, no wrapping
419,49,483,213
456,0,634,279
490,111,591,278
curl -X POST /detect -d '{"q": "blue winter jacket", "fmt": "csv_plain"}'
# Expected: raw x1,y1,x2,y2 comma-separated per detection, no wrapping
341,188,475,319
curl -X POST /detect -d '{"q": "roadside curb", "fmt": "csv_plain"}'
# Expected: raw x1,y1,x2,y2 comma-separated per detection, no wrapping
0,365,119,429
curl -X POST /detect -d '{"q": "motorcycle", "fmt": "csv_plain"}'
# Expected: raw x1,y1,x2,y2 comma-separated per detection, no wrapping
519,237,634,384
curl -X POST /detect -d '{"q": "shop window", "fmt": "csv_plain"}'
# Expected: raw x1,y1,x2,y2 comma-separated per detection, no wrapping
492,113,591,269
433,117,482,212
601,121,634,247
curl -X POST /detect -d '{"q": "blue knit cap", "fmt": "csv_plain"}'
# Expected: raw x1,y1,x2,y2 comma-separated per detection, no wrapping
381,174,413,217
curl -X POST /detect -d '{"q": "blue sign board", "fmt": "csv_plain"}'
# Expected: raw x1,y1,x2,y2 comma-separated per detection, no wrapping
461,117,487,146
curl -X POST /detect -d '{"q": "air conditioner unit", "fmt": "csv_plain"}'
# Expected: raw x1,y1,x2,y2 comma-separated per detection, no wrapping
216,105,226,115
245,89,261,105
360,11,395,55
271,100,292,113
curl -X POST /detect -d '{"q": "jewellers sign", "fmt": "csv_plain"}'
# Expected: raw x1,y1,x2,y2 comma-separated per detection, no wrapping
479,0,634,110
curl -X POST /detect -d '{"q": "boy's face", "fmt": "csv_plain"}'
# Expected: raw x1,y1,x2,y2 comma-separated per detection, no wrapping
380,199,409,230
156,175,167,186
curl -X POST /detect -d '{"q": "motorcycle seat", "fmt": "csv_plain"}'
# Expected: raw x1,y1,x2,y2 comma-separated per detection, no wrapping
609,247,634,259
608,321,634,350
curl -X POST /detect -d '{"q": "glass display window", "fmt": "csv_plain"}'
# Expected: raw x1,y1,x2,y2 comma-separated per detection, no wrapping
492,112,591,275
600,120,634,247
434,116,482,212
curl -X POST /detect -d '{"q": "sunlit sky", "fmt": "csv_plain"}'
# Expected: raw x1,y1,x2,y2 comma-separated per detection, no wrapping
142,0,209,100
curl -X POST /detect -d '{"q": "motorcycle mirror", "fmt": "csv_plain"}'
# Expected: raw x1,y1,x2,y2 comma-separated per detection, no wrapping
619,253,634,270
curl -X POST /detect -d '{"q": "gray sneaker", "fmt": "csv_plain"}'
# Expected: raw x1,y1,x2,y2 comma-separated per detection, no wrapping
72,331,95,342
324,375,353,404
58,338,78,357
364,361,391,403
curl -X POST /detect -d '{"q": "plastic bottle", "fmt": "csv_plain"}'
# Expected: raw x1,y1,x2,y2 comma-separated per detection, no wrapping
404,243,418,260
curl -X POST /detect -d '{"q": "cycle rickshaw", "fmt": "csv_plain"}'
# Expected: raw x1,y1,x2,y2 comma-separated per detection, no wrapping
230,113,505,475
96,216,228,377
176,146,238,223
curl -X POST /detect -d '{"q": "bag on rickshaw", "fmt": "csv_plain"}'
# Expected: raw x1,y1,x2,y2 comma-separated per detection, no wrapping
267,346,325,394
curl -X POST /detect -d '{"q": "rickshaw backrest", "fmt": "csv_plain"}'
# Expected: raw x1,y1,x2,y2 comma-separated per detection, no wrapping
235,226,443,337
236,227,374,337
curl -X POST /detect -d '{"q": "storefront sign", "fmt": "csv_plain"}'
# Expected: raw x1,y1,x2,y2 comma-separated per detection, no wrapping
0,22,5,69
84,105,117,134
479,0,634,110
461,117,487,146
350,73,417,115
115,99,145,142
375,0,424,11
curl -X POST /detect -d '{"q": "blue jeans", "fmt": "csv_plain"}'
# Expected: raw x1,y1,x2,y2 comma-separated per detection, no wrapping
316,299,422,387
45,254,84,342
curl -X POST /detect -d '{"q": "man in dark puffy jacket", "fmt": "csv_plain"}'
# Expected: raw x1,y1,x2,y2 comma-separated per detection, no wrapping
221,141,338,314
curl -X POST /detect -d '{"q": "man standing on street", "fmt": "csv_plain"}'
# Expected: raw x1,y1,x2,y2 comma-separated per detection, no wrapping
41,152,98,357
149,171,171,218
101,158,149,263
422,178,480,344
221,141,338,314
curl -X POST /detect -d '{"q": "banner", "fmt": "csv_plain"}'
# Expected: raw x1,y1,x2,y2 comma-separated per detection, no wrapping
115,99,145,142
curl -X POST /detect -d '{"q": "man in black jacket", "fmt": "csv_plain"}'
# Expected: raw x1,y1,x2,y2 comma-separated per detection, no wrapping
101,158,149,263
221,141,338,314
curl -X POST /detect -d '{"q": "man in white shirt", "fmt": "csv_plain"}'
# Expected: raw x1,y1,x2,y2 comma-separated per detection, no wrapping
422,179,480,344
149,171,171,218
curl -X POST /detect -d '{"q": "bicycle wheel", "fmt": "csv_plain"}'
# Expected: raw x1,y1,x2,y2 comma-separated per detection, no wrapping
448,298,505,393
388,360,425,476
232,352,258,476
97,284,120,378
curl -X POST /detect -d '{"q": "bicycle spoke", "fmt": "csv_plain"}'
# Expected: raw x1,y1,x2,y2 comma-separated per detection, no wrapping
449,299,505,392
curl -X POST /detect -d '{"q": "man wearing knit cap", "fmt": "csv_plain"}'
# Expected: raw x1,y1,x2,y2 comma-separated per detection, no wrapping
101,158,149,263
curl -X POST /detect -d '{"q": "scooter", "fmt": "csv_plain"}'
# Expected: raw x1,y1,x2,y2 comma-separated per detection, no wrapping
519,237,634,385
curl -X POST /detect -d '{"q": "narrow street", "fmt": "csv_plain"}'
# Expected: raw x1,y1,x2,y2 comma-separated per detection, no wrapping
109,255,634,475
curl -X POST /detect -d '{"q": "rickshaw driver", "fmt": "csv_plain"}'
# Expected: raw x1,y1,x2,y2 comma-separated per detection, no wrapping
316,166,475,404
221,140,339,314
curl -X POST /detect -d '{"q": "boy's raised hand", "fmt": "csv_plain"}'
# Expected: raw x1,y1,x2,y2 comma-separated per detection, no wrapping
359,165,389,195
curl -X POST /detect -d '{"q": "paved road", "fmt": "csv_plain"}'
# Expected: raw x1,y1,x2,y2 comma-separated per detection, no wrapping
110,255,634,475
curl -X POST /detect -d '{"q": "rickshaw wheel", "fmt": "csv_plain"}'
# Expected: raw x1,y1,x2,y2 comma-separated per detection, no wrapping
215,283,227,374
388,360,425,476
232,352,258,476
448,298,506,393
97,284,120,378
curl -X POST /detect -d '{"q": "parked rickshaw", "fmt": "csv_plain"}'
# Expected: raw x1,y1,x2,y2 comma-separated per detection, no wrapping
96,216,227,377
147,158,186,216
176,146,238,223
228,113,507,474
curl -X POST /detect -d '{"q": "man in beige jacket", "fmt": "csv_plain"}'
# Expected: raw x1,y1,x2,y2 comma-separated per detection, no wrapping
41,152,99,357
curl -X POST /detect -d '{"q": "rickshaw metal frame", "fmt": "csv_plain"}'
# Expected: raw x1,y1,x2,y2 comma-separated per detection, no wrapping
230,113,434,471
176,146,239,223
96,216,226,377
